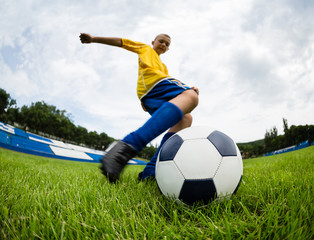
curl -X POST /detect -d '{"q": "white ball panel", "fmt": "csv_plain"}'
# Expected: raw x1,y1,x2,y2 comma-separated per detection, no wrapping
236,146,243,175
156,161,185,199
214,156,243,197
176,126,215,140
174,139,222,179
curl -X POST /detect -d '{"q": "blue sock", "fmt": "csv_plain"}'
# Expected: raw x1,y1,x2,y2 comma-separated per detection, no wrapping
122,102,183,152
140,132,175,179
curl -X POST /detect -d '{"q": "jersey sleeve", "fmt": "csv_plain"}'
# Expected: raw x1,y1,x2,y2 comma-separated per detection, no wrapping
121,38,149,54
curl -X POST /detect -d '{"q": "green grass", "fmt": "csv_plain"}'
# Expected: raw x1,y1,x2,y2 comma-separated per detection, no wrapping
0,147,313,239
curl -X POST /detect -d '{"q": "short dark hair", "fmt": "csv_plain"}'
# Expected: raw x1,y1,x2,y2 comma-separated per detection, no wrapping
154,34,171,40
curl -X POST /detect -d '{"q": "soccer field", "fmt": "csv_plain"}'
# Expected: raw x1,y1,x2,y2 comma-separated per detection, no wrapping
0,147,313,239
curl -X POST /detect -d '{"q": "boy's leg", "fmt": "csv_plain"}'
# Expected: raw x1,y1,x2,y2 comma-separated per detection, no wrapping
138,113,193,181
101,89,198,182
126,89,198,152
138,132,175,181
101,102,183,182
169,89,199,116
122,102,183,151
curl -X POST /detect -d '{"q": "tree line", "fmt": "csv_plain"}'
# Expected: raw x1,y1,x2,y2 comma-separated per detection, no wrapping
264,118,314,153
1,88,313,159
0,88,156,159
238,118,314,158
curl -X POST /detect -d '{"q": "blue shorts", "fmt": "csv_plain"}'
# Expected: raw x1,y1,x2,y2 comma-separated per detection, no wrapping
141,78,191,115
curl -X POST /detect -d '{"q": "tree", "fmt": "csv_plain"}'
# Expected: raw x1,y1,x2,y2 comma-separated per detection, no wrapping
99,132,115,150
0,88,17,122
75,126,89,144
283,118,289,133
287,125,313,146
264,118,314,154
138,144,157,160
18,101,75,139
264,126,278,152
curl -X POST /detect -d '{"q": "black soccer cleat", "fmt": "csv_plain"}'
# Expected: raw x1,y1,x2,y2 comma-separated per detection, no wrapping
100,141,137,183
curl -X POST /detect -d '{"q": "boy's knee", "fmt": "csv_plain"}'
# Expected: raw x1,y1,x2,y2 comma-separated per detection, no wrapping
187,89,199,108
169,89,199,114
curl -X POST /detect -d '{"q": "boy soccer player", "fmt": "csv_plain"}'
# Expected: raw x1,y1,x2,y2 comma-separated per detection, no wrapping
80,33,199,182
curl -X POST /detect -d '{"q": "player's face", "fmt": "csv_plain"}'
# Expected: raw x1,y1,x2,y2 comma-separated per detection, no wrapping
152,35,171,55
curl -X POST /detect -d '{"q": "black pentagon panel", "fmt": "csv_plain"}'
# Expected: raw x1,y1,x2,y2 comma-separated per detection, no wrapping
159,134,184,161
207,130,237,156
179,179,216,205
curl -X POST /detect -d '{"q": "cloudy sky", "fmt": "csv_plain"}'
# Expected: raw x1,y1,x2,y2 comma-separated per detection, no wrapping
1,0,313,145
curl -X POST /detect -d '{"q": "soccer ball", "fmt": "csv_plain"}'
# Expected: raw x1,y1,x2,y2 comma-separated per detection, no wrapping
156,126,243,205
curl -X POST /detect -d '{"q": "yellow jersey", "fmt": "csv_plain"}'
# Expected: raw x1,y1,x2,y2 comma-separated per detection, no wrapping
121,38,171,99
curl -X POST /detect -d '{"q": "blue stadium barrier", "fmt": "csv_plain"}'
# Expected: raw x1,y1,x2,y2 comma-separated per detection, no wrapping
86,152,103,161
265,140,311,156
11,135,54,154
0,141,101,163
0,131,11,144
27,132,53,143
0,121,147,165
13,127,28,138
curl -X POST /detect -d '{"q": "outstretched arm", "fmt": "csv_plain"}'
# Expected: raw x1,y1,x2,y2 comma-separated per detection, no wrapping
79,33,122,47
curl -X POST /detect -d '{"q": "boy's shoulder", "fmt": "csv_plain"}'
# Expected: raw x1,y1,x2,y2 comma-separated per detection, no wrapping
122,38,148,47
122,38,153,54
